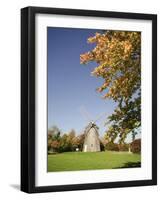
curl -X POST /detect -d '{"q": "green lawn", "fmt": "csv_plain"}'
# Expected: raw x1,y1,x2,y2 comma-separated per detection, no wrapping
48,151,141,172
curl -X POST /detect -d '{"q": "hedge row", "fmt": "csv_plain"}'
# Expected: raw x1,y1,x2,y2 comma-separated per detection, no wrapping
130,139,141,153
105,139,141,153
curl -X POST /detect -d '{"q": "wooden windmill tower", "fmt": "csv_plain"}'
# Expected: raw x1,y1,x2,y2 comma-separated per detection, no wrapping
80,107,106,152
83,121,100,152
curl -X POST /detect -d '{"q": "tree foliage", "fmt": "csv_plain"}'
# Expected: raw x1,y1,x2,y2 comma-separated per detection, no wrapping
48,128,85,153
130,139,141,153
80,30,141,142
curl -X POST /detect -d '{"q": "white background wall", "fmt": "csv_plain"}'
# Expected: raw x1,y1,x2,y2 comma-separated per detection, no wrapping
0,0,160,199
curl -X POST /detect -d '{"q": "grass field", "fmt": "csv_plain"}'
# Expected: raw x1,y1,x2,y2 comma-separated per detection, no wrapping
48,151,141,172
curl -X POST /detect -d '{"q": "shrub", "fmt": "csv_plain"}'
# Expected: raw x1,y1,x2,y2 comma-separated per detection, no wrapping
105,142,119,151
118,143,129,151
130,139,141,153
100,140,105,151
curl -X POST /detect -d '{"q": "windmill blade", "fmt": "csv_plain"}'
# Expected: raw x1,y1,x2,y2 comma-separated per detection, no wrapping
96,117,107,130
101,118,111,128
79,106,92,122
78,127,85,135
77,122,87,135
94,112,108,123
100,119,106,127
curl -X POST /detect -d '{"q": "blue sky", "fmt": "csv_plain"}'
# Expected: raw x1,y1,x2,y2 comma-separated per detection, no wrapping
47,27,140,142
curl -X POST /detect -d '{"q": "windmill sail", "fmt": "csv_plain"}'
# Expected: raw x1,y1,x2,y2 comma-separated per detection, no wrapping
79,106,92,122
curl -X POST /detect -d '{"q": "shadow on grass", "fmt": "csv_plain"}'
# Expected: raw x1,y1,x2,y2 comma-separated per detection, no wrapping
113,161,141,169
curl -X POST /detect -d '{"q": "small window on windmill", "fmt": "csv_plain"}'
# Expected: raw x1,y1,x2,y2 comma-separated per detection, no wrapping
91,144,93,147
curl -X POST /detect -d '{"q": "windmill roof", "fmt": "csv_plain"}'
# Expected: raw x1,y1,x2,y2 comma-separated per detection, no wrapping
84,122,99,136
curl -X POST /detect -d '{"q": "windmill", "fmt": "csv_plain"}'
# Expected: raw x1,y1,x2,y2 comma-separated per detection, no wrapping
79,106,107,152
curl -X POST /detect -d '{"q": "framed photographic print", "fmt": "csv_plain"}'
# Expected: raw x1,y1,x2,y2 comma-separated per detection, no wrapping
21,6,157,193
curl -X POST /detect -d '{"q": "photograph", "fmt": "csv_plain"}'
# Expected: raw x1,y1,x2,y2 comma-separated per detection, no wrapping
47,27,141,172
21,6,157,193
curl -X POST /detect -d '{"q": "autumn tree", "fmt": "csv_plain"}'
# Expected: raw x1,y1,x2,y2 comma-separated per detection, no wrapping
51,140,60,152
80,30,141,142
48,126,61,141
77,133,85,151
47,136,53,151
59,134,69,152
48,126,61,152
67,129,77,151
130,139,141,153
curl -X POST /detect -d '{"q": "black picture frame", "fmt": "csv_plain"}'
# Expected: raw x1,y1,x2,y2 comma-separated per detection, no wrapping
21,6,157,193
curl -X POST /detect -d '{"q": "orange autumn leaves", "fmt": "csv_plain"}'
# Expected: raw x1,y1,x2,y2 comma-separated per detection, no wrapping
80,31,141,102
